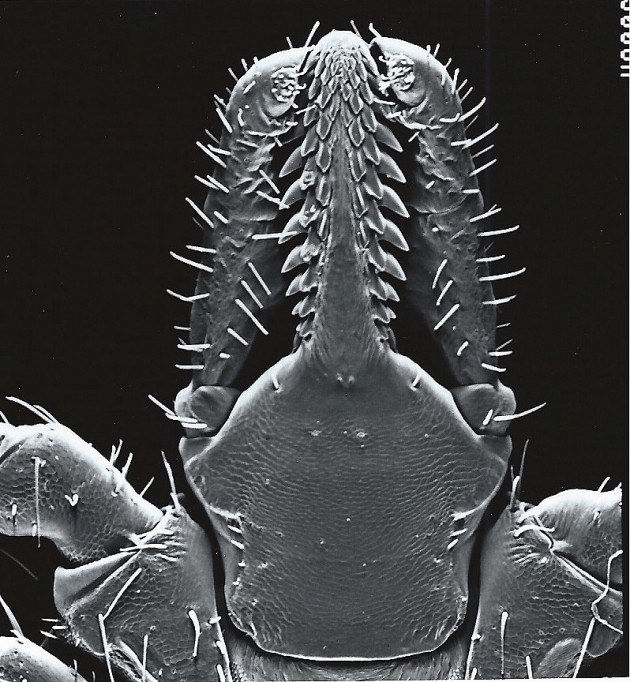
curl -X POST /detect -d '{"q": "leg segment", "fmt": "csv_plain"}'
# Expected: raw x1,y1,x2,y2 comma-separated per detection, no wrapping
0,423,161,562
467,487,622,678
0,422,226,681
0,635,89,682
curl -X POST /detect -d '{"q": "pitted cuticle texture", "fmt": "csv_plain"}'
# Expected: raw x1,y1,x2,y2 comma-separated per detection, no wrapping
466,492,623,678
179,30,518,662
188,48,310,389
0,25,623,682
55,509,226,682
371,37,504,387
0,423,162,563
0,636,89,682
183,353,511,660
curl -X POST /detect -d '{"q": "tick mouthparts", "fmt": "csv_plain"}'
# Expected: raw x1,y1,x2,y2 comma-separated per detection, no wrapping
182,28,522,396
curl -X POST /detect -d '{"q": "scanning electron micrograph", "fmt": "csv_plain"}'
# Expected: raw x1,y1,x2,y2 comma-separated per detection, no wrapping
0,7,626,682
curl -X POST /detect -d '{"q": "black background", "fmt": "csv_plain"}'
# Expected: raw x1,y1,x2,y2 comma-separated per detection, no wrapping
0,1,627,678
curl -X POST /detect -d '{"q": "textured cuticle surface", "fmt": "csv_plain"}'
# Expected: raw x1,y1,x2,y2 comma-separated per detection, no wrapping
0,17,624,682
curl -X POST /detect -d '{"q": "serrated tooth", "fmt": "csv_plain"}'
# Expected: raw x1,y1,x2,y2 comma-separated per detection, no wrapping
296,316,314,338
361,106,377,132
279,146,304,177
359,80,375,104
316,112,335,140
316,86,334,110
300,192,320,221
375,123,402,151
368,269,387,299
293,292,317,317
348,149,367,182
279,212,308,244
303,103,319,126
363,134,381,164
380,219,409,251
368,238,387,270
316,211,329,239
381,279,400,302
286,267,317,297
281,178,304,208
301,205,322,227
372,300,396,324
352,185,368,217
307,75,321,99
316,174,332,205
314,54,327,78
281,243,306,273
363,166,384,200
300,293,318,317
327,92,341,118
302,265,319,291
348,118,365,147
363,49,379,76
347,69,360,90
378,152,406,183
299,157,317,189
369,270,400,302
356,56,370,80
349,90,364,115
301,126,319,156
316,59,330,80
382,252,406,280
381,185,410,217
285,272,303,297
315,142,332,173
300,229,322,260
341,81,353,104
364,207,385,235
